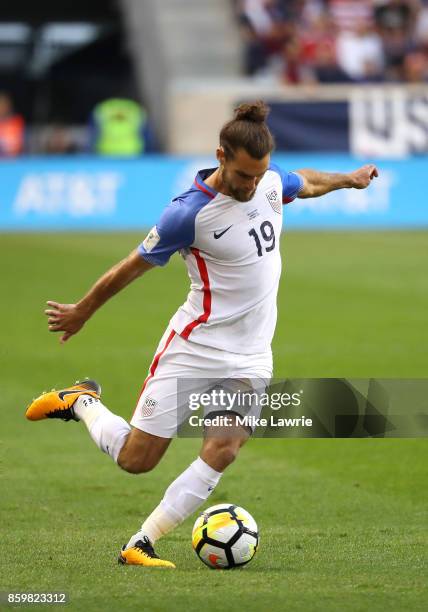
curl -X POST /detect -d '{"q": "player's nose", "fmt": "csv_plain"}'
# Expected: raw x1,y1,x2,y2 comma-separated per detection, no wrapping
247,177,257,189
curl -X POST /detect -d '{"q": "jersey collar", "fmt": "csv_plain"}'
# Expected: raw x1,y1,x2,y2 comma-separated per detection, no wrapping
194,168,218,199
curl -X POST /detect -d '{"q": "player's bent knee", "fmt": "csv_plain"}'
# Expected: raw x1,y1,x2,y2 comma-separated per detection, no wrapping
116,428,171,474
203,439,240,469
219,445,239,466
117,446,161,474
117,455,157,474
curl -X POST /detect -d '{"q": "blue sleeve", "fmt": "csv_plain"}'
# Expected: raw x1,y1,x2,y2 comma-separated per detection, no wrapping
270,163,304,204
138,198,197,266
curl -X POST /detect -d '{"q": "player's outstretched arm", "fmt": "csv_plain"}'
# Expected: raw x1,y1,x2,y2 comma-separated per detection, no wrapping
45,249,154,344
296,164,378,198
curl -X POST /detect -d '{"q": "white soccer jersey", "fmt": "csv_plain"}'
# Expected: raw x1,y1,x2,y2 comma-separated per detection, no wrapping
139,164,303,354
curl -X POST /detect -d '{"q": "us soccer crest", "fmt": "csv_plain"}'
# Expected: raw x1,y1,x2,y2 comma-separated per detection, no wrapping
265,187,281,214
142,396,158,417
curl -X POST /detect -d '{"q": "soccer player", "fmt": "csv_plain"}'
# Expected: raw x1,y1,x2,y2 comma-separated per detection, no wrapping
26,101,378,568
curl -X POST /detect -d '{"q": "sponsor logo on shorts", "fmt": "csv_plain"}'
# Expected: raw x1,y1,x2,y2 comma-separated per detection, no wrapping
142,396,158,417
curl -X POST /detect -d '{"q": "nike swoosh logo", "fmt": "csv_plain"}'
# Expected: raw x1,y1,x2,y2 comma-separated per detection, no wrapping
58,389,82,400
214,225,233,239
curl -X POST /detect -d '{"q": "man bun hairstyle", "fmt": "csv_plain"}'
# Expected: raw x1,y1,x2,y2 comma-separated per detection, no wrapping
220,100,275,160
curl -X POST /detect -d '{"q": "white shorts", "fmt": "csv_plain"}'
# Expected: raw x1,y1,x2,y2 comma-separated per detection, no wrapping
130,325,273,438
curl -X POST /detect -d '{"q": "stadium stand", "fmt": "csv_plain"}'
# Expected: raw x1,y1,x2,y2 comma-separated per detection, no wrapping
234,0,428,83
0,0,427,155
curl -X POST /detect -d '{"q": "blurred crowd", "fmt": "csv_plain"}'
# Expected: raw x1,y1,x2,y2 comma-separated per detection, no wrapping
235,0,428,83
0,93,154,158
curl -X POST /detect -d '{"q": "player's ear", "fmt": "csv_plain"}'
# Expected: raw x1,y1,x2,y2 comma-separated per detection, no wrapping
217,146,226,166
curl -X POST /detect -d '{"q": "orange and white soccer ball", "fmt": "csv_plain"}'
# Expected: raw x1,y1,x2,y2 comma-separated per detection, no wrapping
192,503,259,569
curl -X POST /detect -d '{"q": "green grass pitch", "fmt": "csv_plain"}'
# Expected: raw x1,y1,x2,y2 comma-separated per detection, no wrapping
1,230,427,611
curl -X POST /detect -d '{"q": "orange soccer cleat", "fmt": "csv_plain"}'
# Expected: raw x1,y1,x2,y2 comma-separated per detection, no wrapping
118,537,176,568
25,379,101,422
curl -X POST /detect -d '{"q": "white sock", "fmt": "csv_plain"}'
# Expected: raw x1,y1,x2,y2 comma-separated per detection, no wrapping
126,456,222,547
74,394,130,463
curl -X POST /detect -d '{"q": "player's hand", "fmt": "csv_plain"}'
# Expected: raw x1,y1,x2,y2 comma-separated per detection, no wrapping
44,301,88,344
349,165,379,189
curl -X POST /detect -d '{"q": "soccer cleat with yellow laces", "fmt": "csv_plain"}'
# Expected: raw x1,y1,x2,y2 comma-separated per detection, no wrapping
118,537,176,568
25,379,101,422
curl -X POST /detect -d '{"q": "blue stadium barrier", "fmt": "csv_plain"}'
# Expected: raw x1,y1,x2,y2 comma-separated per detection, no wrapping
0,154,426,230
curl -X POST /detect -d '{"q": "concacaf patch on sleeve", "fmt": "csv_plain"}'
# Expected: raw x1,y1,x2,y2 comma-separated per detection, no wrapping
142,226,161,252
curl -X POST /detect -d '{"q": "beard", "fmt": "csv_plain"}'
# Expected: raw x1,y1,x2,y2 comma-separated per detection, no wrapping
221,169,256,202
229,187,256,202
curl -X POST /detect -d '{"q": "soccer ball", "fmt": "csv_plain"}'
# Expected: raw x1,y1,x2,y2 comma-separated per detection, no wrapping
192,503,259,569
